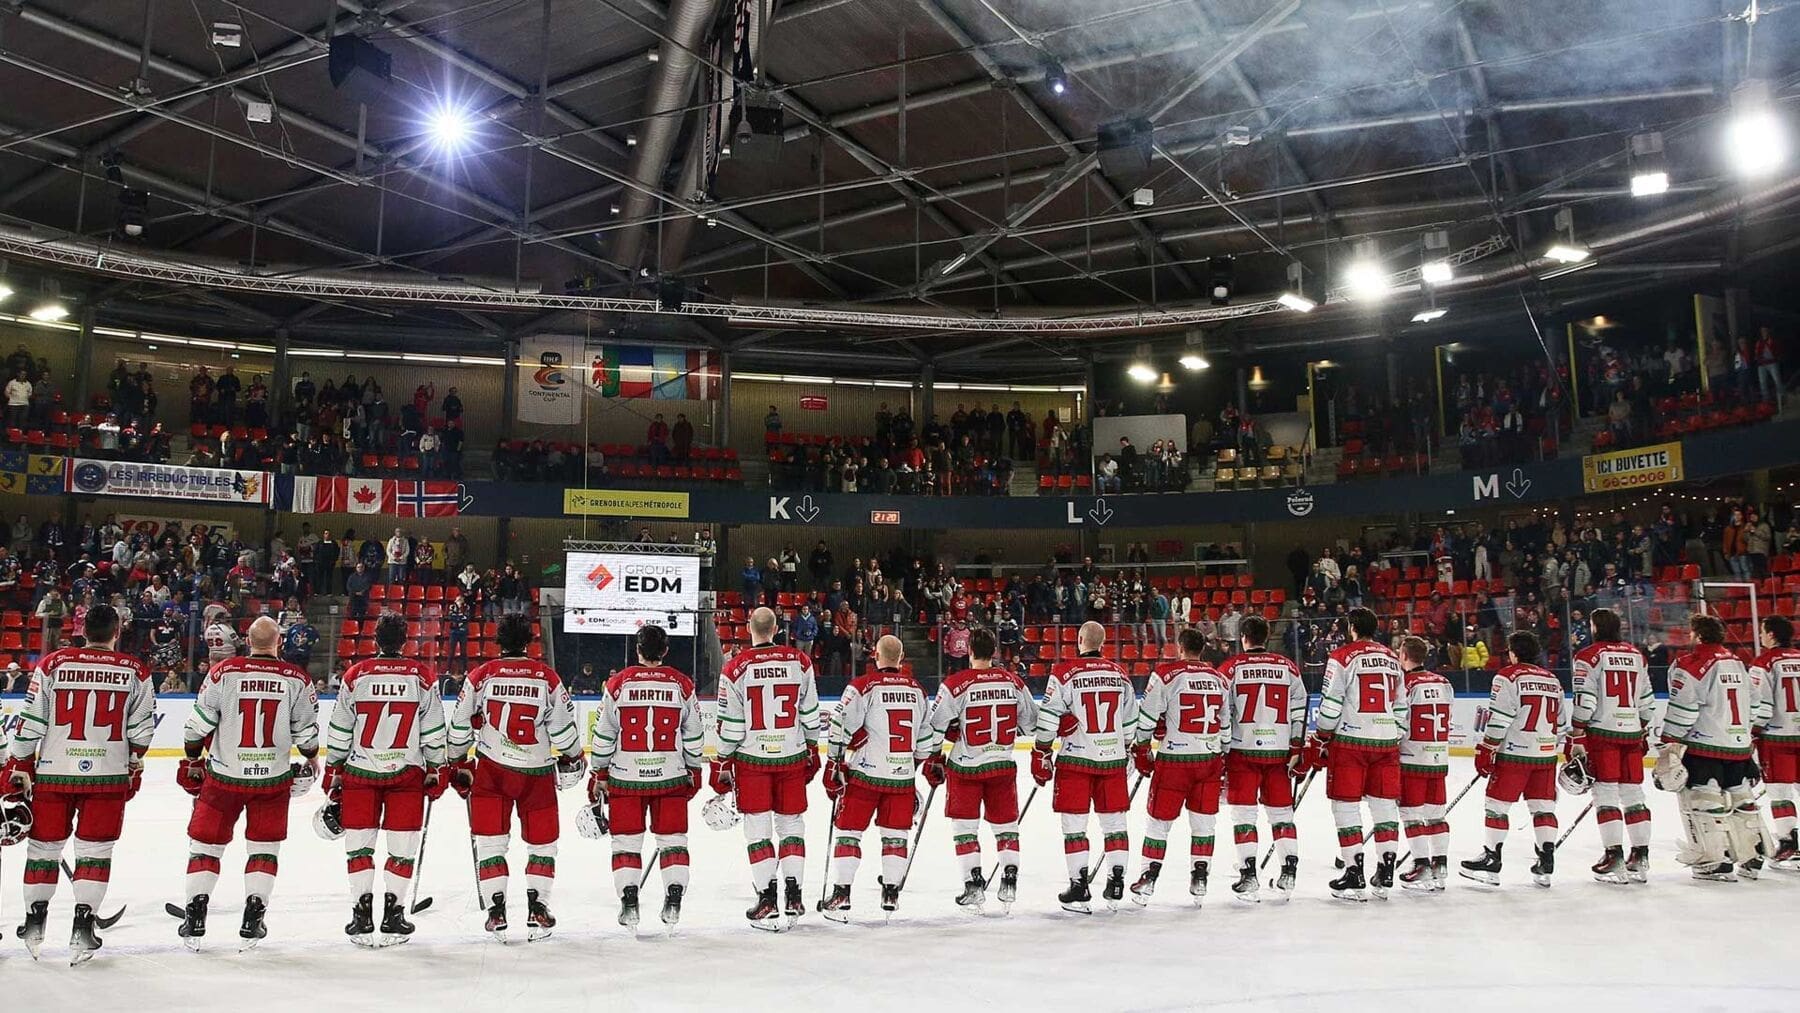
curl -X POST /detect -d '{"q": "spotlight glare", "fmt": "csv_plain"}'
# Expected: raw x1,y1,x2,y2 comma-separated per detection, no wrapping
1344,261,1390,302
1726,108,1786,177
1179,353,1210,371
0,284,12,302
28,302,69,322
1543,243,1590,264
1629,170,1669,197
1276,292,1316,313
427,105,474,151
1127,363,1157,383
1411,307,1448,323
1421,259,1453,285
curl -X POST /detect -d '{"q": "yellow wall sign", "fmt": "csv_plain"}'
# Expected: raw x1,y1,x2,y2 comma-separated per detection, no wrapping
1581,441,1684,493
562,488,691,518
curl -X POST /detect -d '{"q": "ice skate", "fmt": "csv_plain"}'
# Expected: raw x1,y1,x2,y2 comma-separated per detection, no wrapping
1431,856,1449,891
879,882,900,919
69,904,102,966
955,869,987,909
1129,861,1159,905
1626,846,1650,883
660,884,683,931
818,884,851,923
379,892,413,945
483,891,509,940
1692,860,1737,882
1188,861,1209,906
525,888,555,941
238,895,267,951
1460,845,1503,887
1058,876,1092,914
17,900,46,960
1101,866,1126,910
178,894,208,951
1592,846,1628,885
1230,857,1260,903
746,881,781,931
345,894,375,948
618,884,641,929
1328,855,1368,902
1530,842,1555,888
1772,833,1799,871
997,865,1019,911
1272,856,1298,901
1369,852,1396,900
1399,858,1434,891
783,876,805,928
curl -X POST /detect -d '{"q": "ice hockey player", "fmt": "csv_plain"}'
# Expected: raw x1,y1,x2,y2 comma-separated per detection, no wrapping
1308,606,1406,901
924,626,1037,911
820,635,939,921
1394,635,1452,891
1751,615,1800,868
1217,614,1307,902
203,606,241,671
712,606,822,929
1570,607,1656,884
2,604,156,963
1461,631,1565,887
323,611,448,946
1033,620,1138,913
1130,627,1230,906
448,612,583,939
1658,614,1765,880
177,616,320,949
586,624,706,931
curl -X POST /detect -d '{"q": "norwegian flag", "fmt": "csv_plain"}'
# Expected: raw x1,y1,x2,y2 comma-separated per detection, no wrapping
395,480,462,517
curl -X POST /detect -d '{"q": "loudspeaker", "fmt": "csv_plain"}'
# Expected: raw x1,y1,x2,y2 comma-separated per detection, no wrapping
328,35,392,103
1096,118,1152,180
731,98,785,163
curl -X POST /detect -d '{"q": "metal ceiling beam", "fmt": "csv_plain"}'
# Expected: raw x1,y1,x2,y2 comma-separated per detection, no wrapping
1452,14,1522,201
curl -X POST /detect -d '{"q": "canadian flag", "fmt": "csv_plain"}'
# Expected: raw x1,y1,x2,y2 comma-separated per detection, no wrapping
287,476,394,514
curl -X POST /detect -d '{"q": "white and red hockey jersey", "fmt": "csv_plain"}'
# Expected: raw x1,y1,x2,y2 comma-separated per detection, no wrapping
1218,650,1307,759
828,669,941,791
1136,660,1231,760
7,646,156,791
326,655,448,780
204,621,241,663
450,656,580,774
927,666,1038,778
1316,641,1406,749
1482,663,1566,763
715,643,821,770
186,654,319,789
1035,654,1138,771
1399,668,1454,773
1571,641,1655,741
1665,644,1755,760
587,665,705,793
1751,646,1800,743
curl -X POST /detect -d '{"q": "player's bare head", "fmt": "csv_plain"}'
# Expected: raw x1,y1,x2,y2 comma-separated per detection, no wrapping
1507,630,1541,663
83,603,120,647
374,611,408,656
1240,614,1268,649
1690,613,1726,645
968,627,996,664
1348,607,1378,640
876,635,904,668
247,615,281,654
1763,614,1794,648
748,607,778,643
635,624,669,664
496,613,532,656
1179,626,1206,659
1400,635,1430,666
1591,607,1622,643
1078,621,1106,652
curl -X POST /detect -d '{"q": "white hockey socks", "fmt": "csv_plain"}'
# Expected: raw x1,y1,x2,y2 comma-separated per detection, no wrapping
1400,805,1430,852
244,838,281,902
1098,811,1129,881
1483,792,1510,849
186,839,226,900
382,829,419,897
1426,802,1450,859
22,837,63,906
774,813,806,884
1230,804,1260,862
1527,799,1558,848
1593,782,1624,849
743,812,776,888
1141,815,1174,867
69,837,115,911
657,833,691,889
344,828,378,898
613,832,646,893
1268,805,1297,860
1330,801,1365,865
1770,783,1799,838
879,830,909,886
474,833,510,902
524,842,556,901
1187,809,1217,865
831,827,862,887
951,818,982,879
1367,797,1400,858
1060,813,1089,881
1619,781,1653,848
992,819,1020,871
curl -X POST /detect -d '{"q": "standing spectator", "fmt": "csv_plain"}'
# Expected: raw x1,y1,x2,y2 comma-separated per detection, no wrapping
412,381,435,417
418,427,441,477
35,586,66,651
3,369,30,429
792,605,819,657
1757,326,1782,408
443,525,469,585
646,413,670,465
413,538,437,583
808,539,834,590
189,366,213,423
672,413,694,462
764,405,783,434
740,555,763,605
282,615,319,669
314,528,340,595
385,527,410,584
760,557,782,607
498,563,528,615
779,544,800,593
1148,585,1170,650
446,593,471,675
442,386,464,423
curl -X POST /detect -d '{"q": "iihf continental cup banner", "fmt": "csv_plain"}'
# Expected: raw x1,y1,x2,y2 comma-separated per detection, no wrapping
516,335,582,425
65,458,271,506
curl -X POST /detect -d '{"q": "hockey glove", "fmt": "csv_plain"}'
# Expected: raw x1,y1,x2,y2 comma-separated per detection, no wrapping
1130,741,1156,780
177,757,207,797
921,753,947,788
587,767,610,805
708,756,735,795
805,745,823,784
1651,741,1686,791
823,759,848,801
423,766,450,801
1057,712,1079,738
1285,745,1307,777
0,757,33,796
1474,741,1497,778
448,758,478,800
1301,733,1331,775
848,728,870,753
1030,744,1054,786
321,763,344,802
684,766,703,800
127,759,144,801
1564,732,1587,763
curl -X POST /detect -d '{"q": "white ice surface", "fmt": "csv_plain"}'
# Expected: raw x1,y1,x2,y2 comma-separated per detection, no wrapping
3,757,1796,1013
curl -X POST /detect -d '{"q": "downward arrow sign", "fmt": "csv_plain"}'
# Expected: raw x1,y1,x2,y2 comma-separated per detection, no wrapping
1088,497,1114,526
457,483,475,512
795,495,820,523
1504,468,1532,499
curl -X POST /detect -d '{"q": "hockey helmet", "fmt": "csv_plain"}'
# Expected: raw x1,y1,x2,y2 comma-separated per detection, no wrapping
0,792,31,847
554,754,588,792
289,761,319,799
1557,754,1594,796
575,802,610,840
313,801,344,841
702,792,742,832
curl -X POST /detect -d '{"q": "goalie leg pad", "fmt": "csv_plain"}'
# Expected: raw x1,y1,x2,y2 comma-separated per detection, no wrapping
1725,785,1771,868
1676,785,1731,868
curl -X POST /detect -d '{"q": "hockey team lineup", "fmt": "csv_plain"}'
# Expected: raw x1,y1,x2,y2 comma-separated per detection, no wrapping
1,600,1797,971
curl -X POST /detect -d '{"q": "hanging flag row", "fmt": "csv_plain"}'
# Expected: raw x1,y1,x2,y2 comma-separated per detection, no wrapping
276,475,465,516
590,345,721,400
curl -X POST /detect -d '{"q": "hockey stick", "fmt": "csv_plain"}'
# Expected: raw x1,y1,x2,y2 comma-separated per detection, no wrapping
59,860,125,928
1399,773,1484,866
1084,773,1147,884
1260,768,1318,870
408,797,436,914
465,796,484,906
893,782,939,895
816,792,845,908
1556,800,1596,848
983,783,1041,886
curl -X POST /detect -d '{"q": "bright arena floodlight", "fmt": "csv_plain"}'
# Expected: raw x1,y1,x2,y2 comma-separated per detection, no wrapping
1421,259,1453,285
1179,353,1209,370
28,301,68,322
1543,243,1590,264
1411,307,1447,323
427,105,475,151
1127,362,1157,383
1343,260,1390,302
1726,106,1786,177
1277,292,1315,313
1630,170,1670,197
